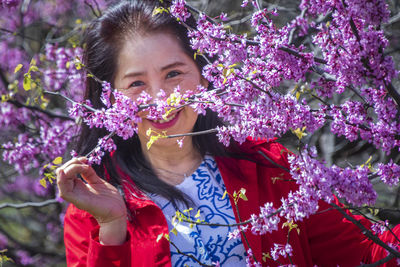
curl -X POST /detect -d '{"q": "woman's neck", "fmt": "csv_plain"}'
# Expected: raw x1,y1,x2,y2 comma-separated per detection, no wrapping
140,137,203,185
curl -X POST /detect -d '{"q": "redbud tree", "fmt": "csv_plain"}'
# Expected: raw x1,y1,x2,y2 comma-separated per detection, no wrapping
0,0,399,266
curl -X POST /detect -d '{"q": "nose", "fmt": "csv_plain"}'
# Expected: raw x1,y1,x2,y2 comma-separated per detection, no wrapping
147,79,173,101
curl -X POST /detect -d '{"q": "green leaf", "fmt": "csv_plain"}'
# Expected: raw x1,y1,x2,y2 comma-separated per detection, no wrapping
52,156,63,165
221,190,228,200
292,126,307,140
29,65,39,73
171,228,178,236
194,209,201,218
183,207,193,213
152,7,169,16
296,91,301,100
262,252,271,262
146,135,157,150
39,178,47,188
23,76,31,91
14,64,23,73
164,234,170,241
239,188,248,201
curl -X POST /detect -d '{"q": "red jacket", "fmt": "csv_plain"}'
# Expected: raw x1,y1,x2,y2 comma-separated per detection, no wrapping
64,139,400,266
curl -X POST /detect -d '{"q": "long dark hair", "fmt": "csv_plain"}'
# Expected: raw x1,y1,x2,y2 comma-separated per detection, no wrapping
78,0,232,207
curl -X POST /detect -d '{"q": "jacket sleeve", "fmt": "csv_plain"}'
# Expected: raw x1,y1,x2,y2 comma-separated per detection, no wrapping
305,195,400,266
367,224,400,266
64,204,131,267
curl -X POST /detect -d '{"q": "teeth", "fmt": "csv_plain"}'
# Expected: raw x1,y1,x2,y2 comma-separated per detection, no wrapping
155,112,177,123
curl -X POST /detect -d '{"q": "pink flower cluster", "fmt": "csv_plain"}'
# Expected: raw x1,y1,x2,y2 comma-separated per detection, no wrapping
249,202,280,235
288,147,377,208
44,44,85,104
245,249,262,267
2,120,77,174
371,220,389,235
0,0,19,8
170,0,190,22
270,243,293,262
376,160,400,187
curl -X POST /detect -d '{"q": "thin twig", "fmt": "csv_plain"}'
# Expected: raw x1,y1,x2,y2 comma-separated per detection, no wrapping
84,0,101,18
43,90,97,112
278,46,327,65
0,199,59,210
387,13,400,25
358,254,395,267
257,150,290,172
0,67,9,87
0,27,39,42
84,131,115,158
385,81,400,108
350,207,400,245
330,202,400,259
166,128,218,139
233,200,258,263
288,8,307,45
234,73,271,95
169,240,214,267
344,3,400,108
45,25,85,44
91,0,102,17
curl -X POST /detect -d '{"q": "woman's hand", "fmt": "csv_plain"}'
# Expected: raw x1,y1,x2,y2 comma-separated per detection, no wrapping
56,157,127,245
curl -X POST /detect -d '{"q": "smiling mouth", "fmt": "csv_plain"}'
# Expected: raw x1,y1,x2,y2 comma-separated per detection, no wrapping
154,112,179,123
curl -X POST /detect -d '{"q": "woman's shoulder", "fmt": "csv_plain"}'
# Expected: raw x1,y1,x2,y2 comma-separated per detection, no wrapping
229,137,292,170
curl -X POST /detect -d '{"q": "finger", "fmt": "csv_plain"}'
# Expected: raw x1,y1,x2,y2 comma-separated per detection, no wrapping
56,168,80,201
80,165,104,185
62,163,103,185
58,156,87,170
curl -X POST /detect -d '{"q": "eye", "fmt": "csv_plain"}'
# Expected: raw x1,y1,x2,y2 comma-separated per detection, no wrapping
129,80,145,87
166,71,181,79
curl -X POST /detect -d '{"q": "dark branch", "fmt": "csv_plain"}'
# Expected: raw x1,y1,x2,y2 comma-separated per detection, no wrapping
169,240,214,267
7,99,74,121
385,82,400,109
0,67,9,88
358,254,395,267
257,150,290,172
278,46,327,65
331,202,400,259
84,0,101,18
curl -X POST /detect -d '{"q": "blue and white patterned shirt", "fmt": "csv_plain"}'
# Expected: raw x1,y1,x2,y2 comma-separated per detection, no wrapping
149,155,246,266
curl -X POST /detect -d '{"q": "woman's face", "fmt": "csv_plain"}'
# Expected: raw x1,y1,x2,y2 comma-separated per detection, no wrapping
113,32,207,148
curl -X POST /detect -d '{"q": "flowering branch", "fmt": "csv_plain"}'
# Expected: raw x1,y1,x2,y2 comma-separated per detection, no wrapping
330,202,400,259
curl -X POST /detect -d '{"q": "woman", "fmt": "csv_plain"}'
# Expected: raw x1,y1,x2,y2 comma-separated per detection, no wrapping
56,1,399,266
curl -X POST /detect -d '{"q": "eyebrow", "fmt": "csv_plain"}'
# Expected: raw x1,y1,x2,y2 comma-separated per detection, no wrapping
122,61,187,79
161,61,186,71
